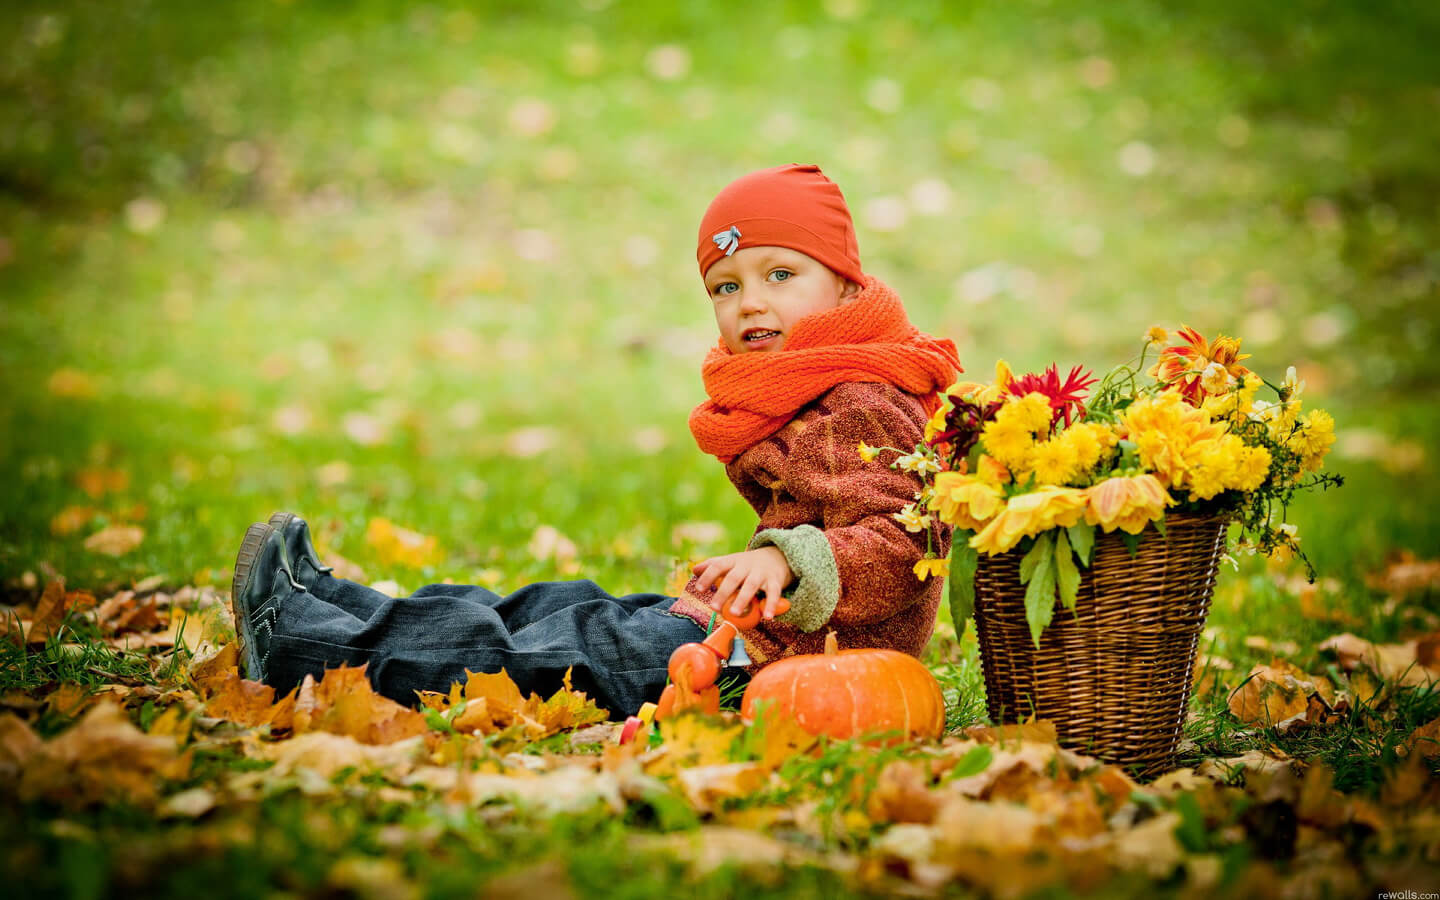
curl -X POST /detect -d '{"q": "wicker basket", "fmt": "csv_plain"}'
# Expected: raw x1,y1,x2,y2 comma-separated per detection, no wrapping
972,512,1227,776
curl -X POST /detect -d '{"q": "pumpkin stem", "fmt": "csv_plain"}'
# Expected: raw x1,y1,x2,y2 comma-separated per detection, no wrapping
824,631,839,656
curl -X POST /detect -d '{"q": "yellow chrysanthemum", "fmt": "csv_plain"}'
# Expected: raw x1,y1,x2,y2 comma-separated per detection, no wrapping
969,487,1089,556
1010,392,1054,433
980,416,1036,470
1234,445,1272,492
1119,392,1227,490
913,556,950,581
1054,421,1117,475
1084,474,1174,534
929,471,1006,531
1029,436,1081,485
1291,409,1336,472
1145,326,1169,346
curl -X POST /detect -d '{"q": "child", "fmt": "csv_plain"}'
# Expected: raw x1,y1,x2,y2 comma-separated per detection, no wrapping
229,164,961,718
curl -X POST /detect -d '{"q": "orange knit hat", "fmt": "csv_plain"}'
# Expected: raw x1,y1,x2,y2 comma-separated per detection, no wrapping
696,164,865,284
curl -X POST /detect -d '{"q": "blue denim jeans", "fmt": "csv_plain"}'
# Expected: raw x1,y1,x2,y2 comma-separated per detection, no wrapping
266,576,716,719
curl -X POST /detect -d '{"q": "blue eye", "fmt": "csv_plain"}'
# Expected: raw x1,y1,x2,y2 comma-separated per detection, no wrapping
771,269,792,282
714,282,738,296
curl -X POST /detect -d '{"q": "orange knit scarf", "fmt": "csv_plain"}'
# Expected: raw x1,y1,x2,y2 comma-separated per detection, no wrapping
689,276,962,462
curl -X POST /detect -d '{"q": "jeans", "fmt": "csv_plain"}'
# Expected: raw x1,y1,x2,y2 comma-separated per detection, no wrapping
266,576,717,719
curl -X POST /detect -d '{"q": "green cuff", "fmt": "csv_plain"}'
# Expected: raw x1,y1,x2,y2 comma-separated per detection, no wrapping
748,524,840,633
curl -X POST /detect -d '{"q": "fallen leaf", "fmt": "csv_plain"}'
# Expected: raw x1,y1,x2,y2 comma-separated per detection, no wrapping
202,668,283,728
1195,749,1291,780
648,714,745,778
0,713,43,779
45,683,96,718
159,786,216,819
364,518,442,568
1227,660,1334,726
21,579,71,645
1366,551,1440,596
1399,717,1440,760
17,702,190,808
676,762,768,815
528,525,578,565
867,759,941,824
1320,632,1440,687
74,465,129,499
291,665,428,745
83,524,145,556
50,505,99,537
262,731,426,779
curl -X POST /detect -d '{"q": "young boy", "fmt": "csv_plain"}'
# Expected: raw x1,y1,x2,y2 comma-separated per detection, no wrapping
230,164,960,718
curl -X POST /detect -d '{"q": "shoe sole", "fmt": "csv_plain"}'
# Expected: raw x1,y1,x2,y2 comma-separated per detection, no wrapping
268,511,297,537
231,522,273,676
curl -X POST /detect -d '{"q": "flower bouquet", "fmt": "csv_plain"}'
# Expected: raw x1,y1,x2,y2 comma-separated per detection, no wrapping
863,325,1341,770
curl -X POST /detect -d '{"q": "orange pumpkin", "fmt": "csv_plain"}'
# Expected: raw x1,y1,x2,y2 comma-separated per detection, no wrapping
739,632,946,743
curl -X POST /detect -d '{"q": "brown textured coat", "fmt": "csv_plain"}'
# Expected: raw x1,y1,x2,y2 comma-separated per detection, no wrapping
670,381,952,667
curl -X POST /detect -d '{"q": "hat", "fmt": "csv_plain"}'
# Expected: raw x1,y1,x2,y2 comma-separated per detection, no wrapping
696,164,864,284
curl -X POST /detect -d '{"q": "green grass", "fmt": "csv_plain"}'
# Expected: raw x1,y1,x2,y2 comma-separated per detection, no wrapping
2,0,1439,894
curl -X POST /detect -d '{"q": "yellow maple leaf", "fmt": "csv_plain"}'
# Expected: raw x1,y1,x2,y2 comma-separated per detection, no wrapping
364,517,443,568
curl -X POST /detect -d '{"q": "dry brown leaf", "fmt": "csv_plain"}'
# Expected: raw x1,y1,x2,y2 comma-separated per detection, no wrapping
1399,717,1440,760
1320,632,1440,687
189,642,240,687
364,517,442,568
17,702,190,808
159,786,216,819
262,731,426,779
291,665,428,745
0,713,42,779
1108,811,1185,878
50,505,99,537
961,720,1059,745
628,825,823,878
675,762,768,815
1227,660,1335,726
202,669,283,728
45,683,96,718
1366,551,1440,596
83,524,145,556
933,794,1043,854
74,465,129,499
866,759,940,825
22,579,71,645
1195,749,1291,780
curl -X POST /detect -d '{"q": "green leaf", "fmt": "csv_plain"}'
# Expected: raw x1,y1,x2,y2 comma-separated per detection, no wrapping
1024,553,1058,648
947,538,979,639
1019,532,1054,585
1121,531,1143,557
1152,515,1167,538
947,743,993,780
1066,521,1095,567
1054,527,1081,612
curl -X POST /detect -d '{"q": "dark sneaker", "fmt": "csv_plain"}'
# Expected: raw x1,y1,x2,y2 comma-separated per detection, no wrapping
230,523,302,683
267,511,334,588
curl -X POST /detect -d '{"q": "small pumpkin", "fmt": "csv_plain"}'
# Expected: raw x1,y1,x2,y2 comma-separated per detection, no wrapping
739,632,945,743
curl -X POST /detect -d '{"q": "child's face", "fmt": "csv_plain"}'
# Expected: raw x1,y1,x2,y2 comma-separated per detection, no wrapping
704,246,860,354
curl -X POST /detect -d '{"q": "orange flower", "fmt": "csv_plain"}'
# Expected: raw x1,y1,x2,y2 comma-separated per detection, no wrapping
929,471,1005,531
1148,325,1253,405
1084,474,1174,534
969,487,1088,556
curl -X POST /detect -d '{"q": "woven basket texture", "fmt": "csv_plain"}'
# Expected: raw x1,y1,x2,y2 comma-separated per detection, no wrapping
973,513,1226,776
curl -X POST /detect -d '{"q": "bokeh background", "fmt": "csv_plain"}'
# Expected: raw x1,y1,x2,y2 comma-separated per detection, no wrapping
2,0,1437,619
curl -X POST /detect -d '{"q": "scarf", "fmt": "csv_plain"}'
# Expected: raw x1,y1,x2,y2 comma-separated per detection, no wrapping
688,276,962,462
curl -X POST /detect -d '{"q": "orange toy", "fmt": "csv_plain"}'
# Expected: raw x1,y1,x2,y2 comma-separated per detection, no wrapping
651,597,789,722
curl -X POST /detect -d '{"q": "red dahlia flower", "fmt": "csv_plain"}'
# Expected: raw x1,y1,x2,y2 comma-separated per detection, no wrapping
1005,364,1097,427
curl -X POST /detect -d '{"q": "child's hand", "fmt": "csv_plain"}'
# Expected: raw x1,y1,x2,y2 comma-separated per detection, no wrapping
692,546,794,621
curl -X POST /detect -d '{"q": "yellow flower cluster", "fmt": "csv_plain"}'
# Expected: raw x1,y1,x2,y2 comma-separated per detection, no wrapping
1120,392,1271,500
1085,474,1173,534
1289,409,1336,473
929,470,1006,531
969,486,1088,556
980,392,1053,476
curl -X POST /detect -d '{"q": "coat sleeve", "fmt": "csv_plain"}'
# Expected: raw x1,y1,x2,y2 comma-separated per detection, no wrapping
751,384,951,630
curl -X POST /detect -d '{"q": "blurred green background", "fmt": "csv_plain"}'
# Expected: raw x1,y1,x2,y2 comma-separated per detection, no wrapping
2,0,1437,622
